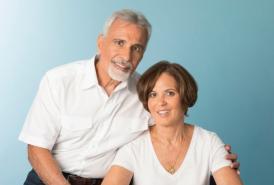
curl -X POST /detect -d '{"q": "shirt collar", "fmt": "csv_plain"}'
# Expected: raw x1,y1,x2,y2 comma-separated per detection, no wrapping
80,56,99,90
80,55,132,91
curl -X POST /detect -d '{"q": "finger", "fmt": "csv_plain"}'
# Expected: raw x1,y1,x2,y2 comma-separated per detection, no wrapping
230,161,240,169
224,144,231,153
237,170,241,175
226,153,238,161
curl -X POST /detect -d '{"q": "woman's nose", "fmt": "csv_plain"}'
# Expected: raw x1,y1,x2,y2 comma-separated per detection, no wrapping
158,95,167,106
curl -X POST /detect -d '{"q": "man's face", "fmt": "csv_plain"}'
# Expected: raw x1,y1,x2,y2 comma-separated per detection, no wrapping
97,18,148,81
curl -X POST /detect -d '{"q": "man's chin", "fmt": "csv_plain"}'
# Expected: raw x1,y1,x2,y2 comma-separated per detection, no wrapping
108,68,131,82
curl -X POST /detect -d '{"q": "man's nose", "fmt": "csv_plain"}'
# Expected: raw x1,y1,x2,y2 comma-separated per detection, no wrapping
120,47,132,61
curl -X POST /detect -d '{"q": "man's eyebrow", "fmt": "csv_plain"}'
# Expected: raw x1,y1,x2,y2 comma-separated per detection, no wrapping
113,38,126,42
133,43,145,49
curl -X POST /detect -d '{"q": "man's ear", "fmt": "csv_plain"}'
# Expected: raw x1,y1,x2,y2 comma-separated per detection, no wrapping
97,34,104,53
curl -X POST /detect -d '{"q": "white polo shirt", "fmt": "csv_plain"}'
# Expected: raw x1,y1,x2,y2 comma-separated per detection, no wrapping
19,56,150,178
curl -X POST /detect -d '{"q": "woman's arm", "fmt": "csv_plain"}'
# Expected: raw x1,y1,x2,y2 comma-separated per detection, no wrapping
213,166,243,185
102,165,133,185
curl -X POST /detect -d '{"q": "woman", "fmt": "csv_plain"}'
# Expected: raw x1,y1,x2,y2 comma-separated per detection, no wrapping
102,61,243,185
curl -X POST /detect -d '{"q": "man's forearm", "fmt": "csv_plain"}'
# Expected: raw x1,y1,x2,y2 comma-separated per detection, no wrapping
28,145,70,185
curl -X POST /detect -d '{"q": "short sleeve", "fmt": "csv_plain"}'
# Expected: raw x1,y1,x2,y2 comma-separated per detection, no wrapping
18,73,61,150
111,144,135,172
209,133,232,173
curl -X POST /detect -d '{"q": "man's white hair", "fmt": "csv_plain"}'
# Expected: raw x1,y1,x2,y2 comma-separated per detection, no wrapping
103,9,152,41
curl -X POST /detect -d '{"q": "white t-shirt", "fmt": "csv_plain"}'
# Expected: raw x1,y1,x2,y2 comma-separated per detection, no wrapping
19,56,150,178
112,126,231,185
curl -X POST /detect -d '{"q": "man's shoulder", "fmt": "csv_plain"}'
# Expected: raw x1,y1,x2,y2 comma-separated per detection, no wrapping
125,130,149,149
45,59,90,81
131,71,141,81
127,71,141,92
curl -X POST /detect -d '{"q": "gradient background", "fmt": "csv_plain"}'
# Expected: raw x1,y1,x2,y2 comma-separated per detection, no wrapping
1,0,273,184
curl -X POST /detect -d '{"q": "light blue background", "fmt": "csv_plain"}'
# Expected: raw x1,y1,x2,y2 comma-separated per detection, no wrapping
1,0,273,184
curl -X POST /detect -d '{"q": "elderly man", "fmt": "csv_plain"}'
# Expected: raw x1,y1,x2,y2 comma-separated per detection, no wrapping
19,9,239,185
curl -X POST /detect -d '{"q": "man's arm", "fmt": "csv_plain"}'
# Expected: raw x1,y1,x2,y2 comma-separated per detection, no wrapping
101,165,133,185
28,145,70,185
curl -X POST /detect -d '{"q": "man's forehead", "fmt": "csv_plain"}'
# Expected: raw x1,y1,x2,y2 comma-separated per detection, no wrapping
110,18,135,27
107,20,147,42
108,18,147,35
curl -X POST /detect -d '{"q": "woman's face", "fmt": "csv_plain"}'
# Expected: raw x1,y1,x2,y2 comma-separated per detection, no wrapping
148,73,185,126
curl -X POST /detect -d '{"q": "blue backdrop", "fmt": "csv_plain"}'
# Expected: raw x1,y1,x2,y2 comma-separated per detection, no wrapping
1,0,273,184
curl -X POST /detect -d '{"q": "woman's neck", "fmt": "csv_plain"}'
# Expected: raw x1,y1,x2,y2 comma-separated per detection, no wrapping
150,122,187,146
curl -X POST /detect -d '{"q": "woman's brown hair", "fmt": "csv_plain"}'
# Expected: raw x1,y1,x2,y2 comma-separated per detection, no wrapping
137,61,198,115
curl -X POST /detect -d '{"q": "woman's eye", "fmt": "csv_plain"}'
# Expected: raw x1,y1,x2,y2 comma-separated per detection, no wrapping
166,91,175,96
148,92,156,98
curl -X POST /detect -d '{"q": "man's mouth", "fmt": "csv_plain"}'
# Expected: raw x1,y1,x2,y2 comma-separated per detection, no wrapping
112,60,131,72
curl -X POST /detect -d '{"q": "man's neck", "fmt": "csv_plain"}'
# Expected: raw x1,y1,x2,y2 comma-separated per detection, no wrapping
103,79,120,96
95,58,121,96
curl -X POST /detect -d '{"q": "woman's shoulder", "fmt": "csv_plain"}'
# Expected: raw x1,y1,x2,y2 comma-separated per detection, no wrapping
188,124,220,143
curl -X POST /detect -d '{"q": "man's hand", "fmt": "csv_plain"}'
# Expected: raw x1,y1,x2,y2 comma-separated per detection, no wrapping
224,144,240,175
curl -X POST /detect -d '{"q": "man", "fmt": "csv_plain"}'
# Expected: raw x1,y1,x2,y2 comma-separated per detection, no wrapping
19,9,239,185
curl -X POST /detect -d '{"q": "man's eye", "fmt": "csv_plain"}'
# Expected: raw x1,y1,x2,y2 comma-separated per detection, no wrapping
148,92,156,98
133,46,143,52
114,40,124,46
